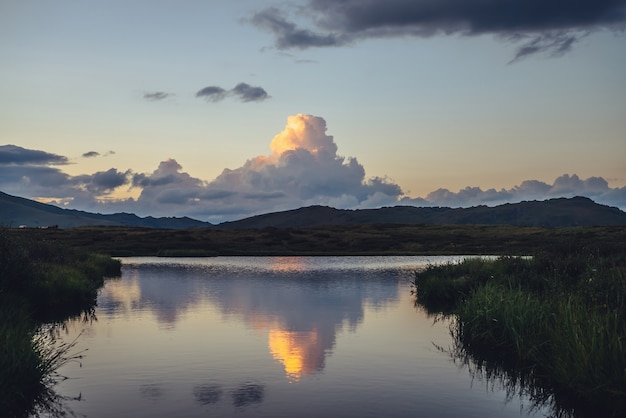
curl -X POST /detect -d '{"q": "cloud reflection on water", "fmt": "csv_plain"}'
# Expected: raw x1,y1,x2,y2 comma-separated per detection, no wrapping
193,384,223,405
98,258,402,381
231,383,265,408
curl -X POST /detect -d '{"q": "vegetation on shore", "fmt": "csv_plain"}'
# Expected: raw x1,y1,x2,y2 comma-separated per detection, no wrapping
8,224,626,256
4,223,625,416
0,229,121,418
413,246,626,417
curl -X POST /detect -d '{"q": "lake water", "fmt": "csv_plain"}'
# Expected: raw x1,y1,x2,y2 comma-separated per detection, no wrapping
51,256,550,418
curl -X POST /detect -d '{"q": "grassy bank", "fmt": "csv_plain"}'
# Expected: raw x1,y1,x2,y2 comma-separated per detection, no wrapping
414,248,626,417
0,229,121,418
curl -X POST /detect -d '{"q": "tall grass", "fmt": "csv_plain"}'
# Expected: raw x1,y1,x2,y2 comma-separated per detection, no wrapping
0,228,121,417
0,297,84,418
414,248,626,417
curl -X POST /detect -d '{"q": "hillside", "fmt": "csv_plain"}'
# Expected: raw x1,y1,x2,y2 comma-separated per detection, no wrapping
219,197,626,228
2,190,626,229
0,191,211,229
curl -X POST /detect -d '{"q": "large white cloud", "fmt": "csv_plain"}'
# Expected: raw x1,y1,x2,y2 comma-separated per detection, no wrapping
1,117,625,223
124,114,403,221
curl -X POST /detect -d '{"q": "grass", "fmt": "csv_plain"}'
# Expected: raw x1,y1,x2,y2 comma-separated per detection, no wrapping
0,228,121,417
414,247,626,417
9,224,626,256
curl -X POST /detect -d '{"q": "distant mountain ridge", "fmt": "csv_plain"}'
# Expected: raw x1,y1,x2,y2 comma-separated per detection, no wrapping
0,191,211,229
2,190,625,229
219,196,626,228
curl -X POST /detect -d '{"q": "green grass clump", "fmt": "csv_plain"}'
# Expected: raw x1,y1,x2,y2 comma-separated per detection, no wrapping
414,247,626,417
413,257,499,311
0,228,121,417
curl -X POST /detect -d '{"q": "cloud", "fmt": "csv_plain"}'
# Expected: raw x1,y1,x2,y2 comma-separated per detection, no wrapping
143,91,174,101
251,0,626,59
0,144,68,165
0,144,131,208
72,168,131,195
2,120,625,223
250,7,347,49
196,83,270,103
0,114,400,222
119,114,401,221
196,86,228,102
231,83,270,102
400,174,626,209
82,150,115,158
206,114,401,209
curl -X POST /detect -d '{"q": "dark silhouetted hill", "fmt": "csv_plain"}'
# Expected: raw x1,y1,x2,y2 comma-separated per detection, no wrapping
2,191,625,229
0,191,211,229
219,197,626,229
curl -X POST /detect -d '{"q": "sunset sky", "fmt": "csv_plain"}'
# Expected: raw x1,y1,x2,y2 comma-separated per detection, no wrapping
1,0,625,223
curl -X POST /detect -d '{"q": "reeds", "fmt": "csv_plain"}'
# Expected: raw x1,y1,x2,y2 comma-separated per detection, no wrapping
414,248,626,417
0,228,121,417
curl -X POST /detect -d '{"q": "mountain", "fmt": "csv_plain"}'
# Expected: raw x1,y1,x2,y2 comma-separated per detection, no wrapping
2,190,625,229
219,197,626,228
0,191,211,229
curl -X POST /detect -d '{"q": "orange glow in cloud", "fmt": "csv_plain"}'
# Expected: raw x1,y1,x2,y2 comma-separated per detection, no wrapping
268,114,336,161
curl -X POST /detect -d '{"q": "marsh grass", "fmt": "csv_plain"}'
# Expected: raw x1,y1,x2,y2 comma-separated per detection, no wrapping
414,248,626,417
11,224,626,257
0,228,120,417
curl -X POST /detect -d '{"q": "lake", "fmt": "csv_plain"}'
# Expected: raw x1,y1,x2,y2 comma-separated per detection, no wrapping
50,256,550,417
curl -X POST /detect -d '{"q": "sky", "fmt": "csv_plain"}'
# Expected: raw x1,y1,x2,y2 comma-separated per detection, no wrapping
1,0,625,223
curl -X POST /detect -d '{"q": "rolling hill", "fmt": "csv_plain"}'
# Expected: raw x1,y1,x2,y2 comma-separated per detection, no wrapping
219,197,626,228
0,191,211,229
2,190,625,229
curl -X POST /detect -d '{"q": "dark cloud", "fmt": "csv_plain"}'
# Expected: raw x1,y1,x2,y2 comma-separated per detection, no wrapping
1,164,71,189
507,31,585,63
82,150,115,158
231,83,270,102
0,145,132,213
0,144,68,165
196,86,227,102
250,7,347,49
196,83,270,103
242,191,286,200
132,159,203,188
143,91,174,101
251,0,626,59
72,168,131,195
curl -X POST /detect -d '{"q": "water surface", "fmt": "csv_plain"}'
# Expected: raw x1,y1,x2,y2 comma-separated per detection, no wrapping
53,256,549,417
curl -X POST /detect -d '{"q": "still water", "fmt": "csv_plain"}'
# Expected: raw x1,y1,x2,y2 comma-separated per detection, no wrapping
52,256,549,417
